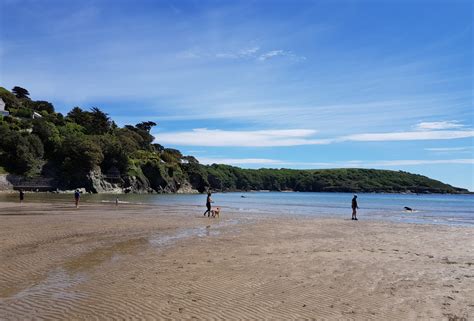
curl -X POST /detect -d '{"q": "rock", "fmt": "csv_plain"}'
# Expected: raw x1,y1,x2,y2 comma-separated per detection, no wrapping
0,174,14,191
87,168,122,193
122,175,152,194
176,182,199,194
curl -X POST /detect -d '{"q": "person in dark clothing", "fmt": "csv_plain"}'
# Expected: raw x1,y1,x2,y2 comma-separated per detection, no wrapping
19,190,24,204
351,194,359,220
74,189,81,208
203,192,213,217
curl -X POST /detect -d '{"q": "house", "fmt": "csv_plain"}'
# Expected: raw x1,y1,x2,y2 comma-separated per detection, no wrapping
32,111,43,119
0,98,9,117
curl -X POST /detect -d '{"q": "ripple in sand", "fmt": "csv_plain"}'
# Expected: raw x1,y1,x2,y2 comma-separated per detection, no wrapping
149,218,242,247
0,268,87,319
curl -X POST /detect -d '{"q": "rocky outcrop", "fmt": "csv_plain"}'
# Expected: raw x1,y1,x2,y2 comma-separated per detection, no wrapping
0,174,14,191
122,175,153,194
87,169,122,193
176,181,199,194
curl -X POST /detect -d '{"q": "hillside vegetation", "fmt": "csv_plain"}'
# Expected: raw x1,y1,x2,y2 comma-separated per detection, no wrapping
0,86,468,194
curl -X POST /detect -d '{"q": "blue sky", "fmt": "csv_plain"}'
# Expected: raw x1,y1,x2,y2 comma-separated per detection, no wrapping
1,0,473,190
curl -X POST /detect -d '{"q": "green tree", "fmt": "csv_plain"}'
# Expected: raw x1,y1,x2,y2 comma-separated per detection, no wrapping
0,131,44,175
95,134,129,174
60,136,104,186
28,100,55,114
11,86,30,99
89,107,112,134
126,121,157,149
66,107,91,128
32,119,61,157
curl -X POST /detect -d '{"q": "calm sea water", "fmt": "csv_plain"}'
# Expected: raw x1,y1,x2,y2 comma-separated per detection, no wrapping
2,192,473,226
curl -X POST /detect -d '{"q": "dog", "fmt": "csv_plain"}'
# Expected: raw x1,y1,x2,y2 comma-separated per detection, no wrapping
211,207,221,218
404,206,413,211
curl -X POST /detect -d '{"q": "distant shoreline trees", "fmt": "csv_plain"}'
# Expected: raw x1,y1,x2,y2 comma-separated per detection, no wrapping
0,86,468,194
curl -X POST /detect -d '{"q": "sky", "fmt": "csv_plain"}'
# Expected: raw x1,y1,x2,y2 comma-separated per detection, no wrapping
0,0,473,190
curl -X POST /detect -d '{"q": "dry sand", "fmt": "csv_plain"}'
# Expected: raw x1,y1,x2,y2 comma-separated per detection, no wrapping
0,201,473,320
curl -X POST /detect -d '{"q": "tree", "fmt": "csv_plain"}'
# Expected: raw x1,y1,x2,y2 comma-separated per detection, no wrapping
94,134,129,174
116,128,142,154
0,87,21,110
60,136,104,186
66,107,112,135
125,121,157,149
12,86,30,99
28,100,55,114
67,107,90,127
89,107,112,134
136,121,157,132
182,155,199,164
0,130,44,175
32,119,61,156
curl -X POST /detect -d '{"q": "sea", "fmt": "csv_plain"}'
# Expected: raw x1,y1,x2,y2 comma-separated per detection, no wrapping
2,191,473,227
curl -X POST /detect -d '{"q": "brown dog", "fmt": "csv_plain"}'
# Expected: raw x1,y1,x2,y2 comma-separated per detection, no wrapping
211,207,220,218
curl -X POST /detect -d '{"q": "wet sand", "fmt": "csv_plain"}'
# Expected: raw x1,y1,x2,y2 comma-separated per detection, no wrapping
0,201,473,320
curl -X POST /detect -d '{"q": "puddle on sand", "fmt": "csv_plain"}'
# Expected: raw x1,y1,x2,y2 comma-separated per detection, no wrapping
0,268,86,310
0,218,247,315
149,218,243,247
64,237,148,273
0,238,148,311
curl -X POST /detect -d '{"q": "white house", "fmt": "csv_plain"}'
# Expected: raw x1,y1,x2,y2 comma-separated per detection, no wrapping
0,98,9,117
32,111,43,119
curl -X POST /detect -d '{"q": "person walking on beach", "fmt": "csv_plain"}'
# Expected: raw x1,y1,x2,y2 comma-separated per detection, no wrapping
203,192,213,217
351,194,359,220
74,189,81,208
19,189,24,204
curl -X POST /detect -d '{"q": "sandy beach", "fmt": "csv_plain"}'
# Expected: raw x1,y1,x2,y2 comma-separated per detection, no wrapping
0,201,472,320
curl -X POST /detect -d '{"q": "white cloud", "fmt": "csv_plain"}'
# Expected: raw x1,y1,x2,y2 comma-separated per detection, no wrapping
197,157,474,167
415,121,464,130
424,147,471,152
177,50,201,59
156,128,331,147
343,130,474,142
257,49,306,61
363,159,474,166
258,50,285,61
155,127,474,147
297,159,474,167
198,157,283,165
239,46,260,56
215,46,261,59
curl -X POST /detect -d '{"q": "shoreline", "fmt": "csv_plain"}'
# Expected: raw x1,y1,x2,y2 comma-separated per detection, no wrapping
1,201,473,319
1,192,473,228
1,189,472,195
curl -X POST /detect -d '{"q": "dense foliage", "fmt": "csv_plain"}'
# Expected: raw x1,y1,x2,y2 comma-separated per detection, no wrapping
186,164,467,193
0,86,468,193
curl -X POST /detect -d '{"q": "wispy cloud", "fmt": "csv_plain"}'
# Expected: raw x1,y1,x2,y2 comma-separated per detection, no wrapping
198,157,474,167
258,50,285,61
198,157,283,165
157,128,329,147
156,126,474,147
257,50,305,61
424,147,472,152
215,46,260,59
415,121,464,130
178,46,305,62
343,130,474,142
364,159,474,166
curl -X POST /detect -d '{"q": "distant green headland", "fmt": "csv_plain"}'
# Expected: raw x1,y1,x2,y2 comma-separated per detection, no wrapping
0,86,468,194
